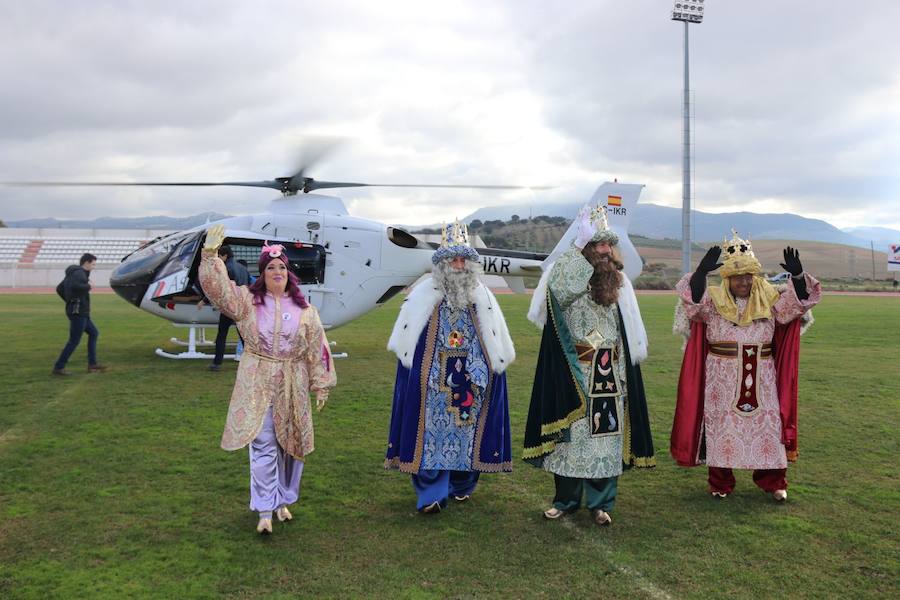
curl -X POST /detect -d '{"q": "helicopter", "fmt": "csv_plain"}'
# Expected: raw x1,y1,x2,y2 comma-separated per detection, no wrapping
6,169,646,358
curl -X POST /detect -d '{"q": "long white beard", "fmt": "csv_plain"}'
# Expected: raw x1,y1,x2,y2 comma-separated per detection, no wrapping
433,260,482,311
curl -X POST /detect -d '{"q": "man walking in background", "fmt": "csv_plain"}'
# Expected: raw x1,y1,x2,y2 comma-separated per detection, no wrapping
53,253,106,376
202,245,250,371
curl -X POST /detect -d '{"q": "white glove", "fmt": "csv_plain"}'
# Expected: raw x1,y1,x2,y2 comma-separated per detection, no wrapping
573,205,595,249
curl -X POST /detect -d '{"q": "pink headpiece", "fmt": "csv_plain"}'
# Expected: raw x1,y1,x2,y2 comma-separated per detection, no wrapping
261,242,284,258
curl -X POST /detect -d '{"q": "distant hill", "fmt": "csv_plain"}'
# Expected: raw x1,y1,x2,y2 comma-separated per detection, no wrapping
638,239,891,281
7,212,231,230
418,217,893,282
842,226,900,251
461,202,898,251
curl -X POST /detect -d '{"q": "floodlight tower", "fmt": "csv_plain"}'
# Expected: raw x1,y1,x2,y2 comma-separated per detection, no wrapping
672,0,705,273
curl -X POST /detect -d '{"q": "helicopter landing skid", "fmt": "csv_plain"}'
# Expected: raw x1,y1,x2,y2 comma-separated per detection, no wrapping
169,326,235,348
329,340,348,359
156,324,235,360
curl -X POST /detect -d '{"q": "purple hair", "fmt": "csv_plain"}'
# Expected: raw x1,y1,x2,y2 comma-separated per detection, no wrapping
248,250,309,308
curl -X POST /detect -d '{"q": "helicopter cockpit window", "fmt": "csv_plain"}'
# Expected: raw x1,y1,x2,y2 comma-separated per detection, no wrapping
144,231,206,302
155,232,203,281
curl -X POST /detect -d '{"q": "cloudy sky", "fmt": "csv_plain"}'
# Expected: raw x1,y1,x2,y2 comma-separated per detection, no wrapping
1,0,899,229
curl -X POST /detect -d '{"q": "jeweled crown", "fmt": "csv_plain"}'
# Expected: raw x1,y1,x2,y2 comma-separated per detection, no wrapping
720,229,762,277
432,220,480,265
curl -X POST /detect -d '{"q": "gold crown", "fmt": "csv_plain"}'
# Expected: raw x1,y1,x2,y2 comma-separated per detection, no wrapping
591,205,610,230
720,229,762,278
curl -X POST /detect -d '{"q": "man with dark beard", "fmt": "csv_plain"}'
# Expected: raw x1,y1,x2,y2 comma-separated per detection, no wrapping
524,206,655,527
385,222,515,513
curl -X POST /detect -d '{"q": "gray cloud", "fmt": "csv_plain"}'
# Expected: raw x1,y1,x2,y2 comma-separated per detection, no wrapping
1,0,898,229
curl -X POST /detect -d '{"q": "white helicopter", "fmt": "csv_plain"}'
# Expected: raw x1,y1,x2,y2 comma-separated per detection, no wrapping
8,169,645,358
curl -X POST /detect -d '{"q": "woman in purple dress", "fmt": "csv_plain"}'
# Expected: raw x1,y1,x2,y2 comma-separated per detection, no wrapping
199,224,336,534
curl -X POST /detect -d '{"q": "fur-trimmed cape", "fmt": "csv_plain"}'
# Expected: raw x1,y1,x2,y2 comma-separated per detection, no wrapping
384,276,514,473
387,276,515,373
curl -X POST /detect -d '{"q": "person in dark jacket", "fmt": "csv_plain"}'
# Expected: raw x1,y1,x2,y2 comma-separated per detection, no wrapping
53,253,106,376
201,245,251,371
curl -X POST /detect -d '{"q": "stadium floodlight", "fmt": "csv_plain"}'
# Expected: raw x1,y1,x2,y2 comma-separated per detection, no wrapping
672,0,706,273
672,0,705,24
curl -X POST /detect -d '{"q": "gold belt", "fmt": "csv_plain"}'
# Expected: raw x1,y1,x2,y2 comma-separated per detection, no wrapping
574,344,619,364
708,342,772,358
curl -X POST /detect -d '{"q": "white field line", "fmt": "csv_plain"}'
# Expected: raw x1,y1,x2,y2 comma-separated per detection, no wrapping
506,473,675,600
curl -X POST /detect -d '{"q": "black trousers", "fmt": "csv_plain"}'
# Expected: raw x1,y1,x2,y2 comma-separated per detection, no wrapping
54,314,99,369
212,314,241,365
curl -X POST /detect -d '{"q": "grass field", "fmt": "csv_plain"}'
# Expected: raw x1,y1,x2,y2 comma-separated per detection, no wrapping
1,293,898,599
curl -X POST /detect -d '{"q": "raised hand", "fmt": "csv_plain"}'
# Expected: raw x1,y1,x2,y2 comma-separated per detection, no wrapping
780,246,803,276
697,245,723,273
204,224,226,252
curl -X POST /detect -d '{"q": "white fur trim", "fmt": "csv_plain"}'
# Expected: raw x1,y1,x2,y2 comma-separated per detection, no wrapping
618,275,648,365
526,262,647,366
526,263,554,329
387,276,515,374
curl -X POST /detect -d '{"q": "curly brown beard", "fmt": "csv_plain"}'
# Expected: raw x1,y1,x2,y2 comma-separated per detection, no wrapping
582,245,623,306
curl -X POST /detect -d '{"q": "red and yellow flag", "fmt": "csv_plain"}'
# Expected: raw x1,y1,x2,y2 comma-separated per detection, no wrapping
607,195,622,207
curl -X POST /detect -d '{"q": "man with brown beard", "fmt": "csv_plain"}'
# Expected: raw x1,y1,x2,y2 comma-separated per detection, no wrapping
385,222,515,513
524,206,655,527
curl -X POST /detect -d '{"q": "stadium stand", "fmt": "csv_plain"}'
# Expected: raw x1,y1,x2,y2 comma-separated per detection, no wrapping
1,228,172,288
0,237,30,264
33,238,145,264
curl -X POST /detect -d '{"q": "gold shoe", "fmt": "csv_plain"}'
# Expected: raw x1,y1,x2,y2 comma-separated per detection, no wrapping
543,507,567,520
421,501,442,514
256,518,273,534
773,489,788,502
276,506,293,522
711,491,729,499
592,509,612,527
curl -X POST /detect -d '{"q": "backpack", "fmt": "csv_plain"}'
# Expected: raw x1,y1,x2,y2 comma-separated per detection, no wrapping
56,278,67,301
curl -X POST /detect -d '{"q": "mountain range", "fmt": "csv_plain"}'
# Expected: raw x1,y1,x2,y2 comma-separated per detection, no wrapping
7,205,899,251
7,212,230,231
462,203,900,251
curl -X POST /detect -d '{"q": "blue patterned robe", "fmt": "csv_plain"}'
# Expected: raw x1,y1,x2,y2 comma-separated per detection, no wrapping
385,299,512,473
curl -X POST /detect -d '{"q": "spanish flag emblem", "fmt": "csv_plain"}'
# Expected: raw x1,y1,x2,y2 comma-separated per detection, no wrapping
607,195,622,207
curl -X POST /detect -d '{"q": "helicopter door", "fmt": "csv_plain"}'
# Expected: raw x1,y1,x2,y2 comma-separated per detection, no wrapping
149,231,203,302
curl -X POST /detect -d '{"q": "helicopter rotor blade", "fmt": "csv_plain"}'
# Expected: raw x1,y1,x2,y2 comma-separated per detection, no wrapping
303,180,554,192
1,180,286,190
3,176,553,195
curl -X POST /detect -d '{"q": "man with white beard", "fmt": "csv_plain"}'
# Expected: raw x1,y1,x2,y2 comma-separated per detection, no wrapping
524,206,655,527
385,222,515,513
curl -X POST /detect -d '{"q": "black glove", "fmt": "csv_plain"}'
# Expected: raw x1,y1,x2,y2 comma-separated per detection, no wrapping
697,246,723,274
781,246,809,300
780,247,803,276
689,246,722,302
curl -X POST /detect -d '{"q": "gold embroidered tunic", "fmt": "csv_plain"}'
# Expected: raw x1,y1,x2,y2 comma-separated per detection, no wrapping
542,248,626,478
199,252,336,459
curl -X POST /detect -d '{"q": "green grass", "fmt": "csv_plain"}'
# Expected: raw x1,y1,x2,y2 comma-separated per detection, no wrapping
1,293,898,599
